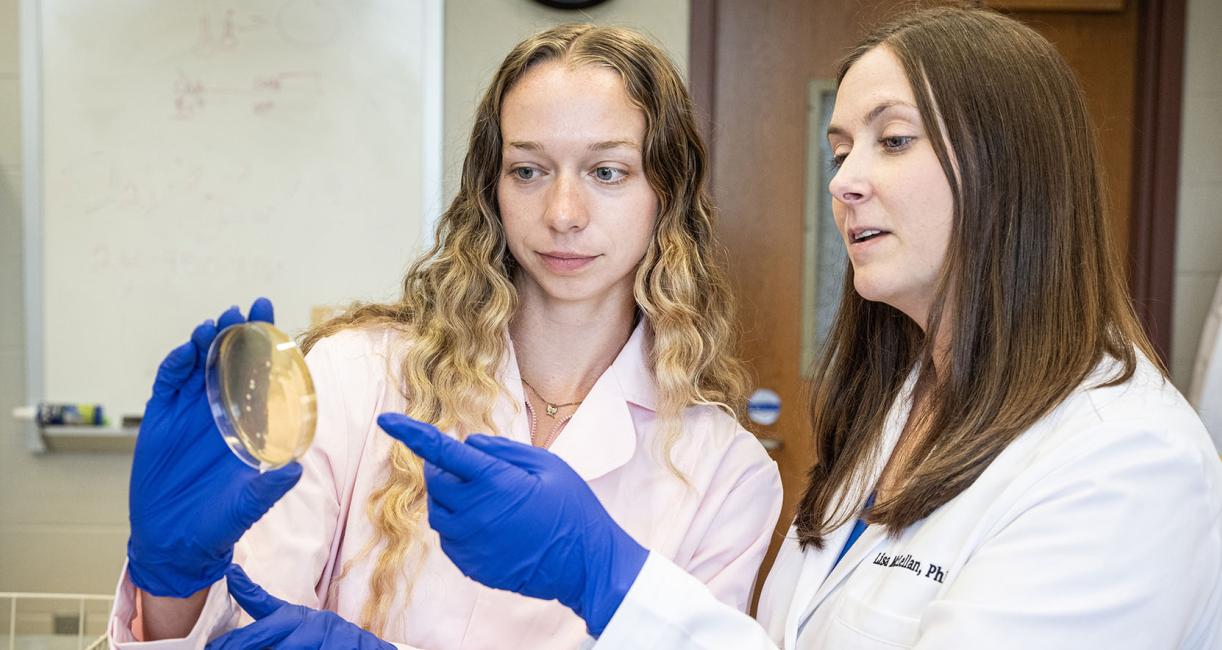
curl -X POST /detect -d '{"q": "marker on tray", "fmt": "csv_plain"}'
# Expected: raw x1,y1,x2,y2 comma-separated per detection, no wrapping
37,403,107,426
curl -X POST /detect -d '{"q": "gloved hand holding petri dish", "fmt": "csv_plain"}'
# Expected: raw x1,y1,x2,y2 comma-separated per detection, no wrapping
206,320,316,471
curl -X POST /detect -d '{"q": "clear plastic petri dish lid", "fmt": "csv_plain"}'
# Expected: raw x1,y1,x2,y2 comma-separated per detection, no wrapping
205,321,317,471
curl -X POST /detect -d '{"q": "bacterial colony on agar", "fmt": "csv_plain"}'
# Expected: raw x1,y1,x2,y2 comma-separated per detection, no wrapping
206,321,317,471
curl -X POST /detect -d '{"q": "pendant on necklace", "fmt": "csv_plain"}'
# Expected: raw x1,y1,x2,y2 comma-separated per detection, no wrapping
546,404,558,417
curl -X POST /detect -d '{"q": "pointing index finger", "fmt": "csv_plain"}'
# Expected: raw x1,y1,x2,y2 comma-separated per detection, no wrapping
376,413,500,481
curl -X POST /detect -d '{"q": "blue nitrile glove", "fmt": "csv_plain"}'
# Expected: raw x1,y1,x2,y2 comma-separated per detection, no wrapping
127,299,304,598
205,564,393,650
376,413,648,636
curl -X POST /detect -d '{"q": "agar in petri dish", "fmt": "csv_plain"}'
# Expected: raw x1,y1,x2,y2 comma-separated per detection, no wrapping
206,321,316,471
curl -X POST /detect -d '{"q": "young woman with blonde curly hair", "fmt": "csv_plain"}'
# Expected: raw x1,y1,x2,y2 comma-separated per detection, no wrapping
108,23,782,649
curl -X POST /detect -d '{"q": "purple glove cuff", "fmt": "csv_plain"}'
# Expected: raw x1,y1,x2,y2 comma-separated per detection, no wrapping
126,537,233,599
581,529,649,636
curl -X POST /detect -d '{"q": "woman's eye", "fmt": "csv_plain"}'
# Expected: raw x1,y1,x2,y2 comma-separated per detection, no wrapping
880,135,915,152
593,166,626,183
513,167,537,181
829,152,848,171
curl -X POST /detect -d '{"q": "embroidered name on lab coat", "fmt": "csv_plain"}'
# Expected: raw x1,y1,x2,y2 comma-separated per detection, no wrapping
871,552,946,583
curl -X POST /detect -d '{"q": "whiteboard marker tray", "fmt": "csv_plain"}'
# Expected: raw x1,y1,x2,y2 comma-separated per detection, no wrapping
38,425,137,452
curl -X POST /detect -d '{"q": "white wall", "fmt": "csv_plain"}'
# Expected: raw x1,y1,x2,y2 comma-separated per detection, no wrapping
2,0,138,595
0,0,688,595
1172,0,1222,391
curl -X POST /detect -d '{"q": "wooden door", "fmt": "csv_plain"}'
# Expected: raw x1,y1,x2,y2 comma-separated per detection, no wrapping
690,0,1161,608
992,0,1140,264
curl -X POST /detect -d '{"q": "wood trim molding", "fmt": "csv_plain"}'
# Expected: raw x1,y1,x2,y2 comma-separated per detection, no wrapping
1130,0,1186,364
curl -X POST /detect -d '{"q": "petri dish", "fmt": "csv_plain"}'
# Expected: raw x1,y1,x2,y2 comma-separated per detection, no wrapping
205,321,316,471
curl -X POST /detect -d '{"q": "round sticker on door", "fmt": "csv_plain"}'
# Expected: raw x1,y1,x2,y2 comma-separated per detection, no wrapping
747,388,781,426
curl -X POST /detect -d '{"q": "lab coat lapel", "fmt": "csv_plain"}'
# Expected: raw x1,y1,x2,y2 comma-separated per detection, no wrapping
493,336,534,446
783,524,850,648
529,322,650,481
790,367,919,639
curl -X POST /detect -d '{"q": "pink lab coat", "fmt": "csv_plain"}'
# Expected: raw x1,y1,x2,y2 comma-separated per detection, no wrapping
108,323,784,649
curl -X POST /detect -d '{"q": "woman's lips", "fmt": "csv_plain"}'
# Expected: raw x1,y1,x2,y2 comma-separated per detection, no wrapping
538,252,599,273
849,232,891,251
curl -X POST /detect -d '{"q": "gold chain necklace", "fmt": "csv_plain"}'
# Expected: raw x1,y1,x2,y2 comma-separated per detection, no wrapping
521,378,582,418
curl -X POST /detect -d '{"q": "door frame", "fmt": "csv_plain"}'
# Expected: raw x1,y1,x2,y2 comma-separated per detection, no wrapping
1131,0,1186,363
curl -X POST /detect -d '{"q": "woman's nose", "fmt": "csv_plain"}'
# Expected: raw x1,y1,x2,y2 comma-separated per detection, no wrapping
828,153,870,205
544,173,589,232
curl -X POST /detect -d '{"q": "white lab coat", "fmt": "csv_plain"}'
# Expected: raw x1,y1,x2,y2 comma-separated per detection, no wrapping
1191,274,1222,451
594,354,1222,649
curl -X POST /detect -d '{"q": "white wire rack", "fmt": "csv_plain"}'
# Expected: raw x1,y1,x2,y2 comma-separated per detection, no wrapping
0,592,112,650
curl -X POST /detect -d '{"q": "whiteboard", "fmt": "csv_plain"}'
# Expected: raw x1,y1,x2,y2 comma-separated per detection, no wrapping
21,0,443,440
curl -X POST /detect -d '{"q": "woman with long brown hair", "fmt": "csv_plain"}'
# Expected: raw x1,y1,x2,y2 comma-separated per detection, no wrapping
109,23,782,649
390,7,1222,648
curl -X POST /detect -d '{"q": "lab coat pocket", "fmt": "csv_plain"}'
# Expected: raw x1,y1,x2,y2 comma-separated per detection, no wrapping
826,592,920,648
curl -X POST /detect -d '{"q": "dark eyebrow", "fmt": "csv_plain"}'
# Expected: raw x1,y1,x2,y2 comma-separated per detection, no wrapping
826,100,919,138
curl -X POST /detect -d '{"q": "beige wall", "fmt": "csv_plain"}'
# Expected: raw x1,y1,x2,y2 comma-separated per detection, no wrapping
0,0,688,595
1172,0,1222,392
